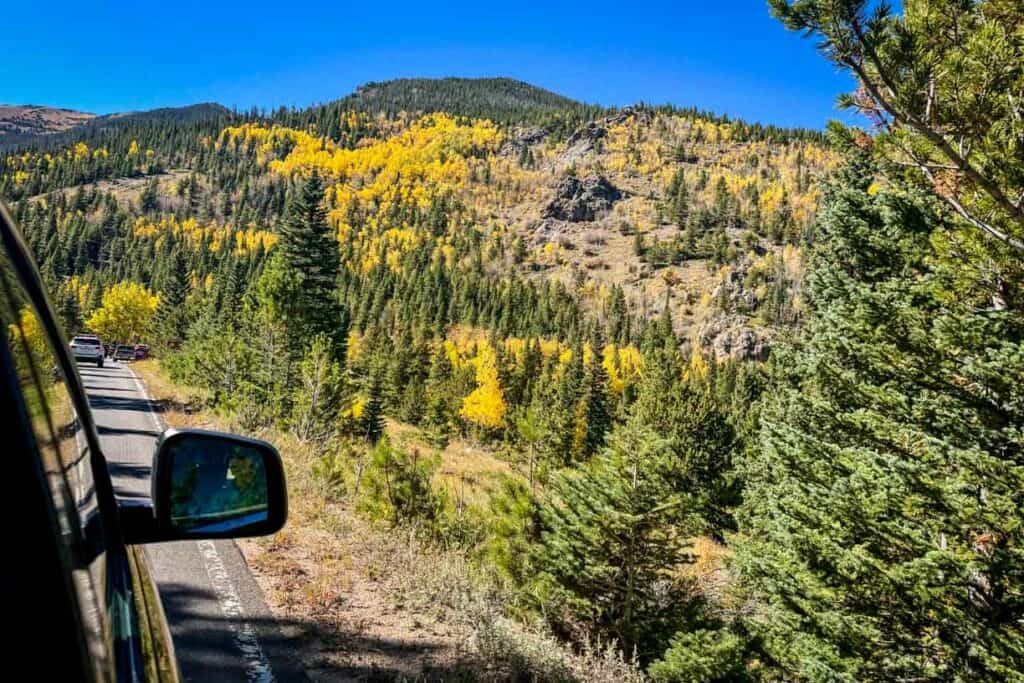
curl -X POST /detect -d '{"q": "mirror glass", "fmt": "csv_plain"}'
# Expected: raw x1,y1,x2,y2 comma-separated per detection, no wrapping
166,435,270,533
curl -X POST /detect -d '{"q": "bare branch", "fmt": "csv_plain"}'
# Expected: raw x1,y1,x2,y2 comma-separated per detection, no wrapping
925,76,936,125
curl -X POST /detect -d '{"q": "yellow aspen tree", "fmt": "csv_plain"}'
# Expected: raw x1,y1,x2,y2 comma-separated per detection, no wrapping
460,341,506,430
85,282,159,343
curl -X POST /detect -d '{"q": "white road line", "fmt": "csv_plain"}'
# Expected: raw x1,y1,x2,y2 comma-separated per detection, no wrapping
126,364,276,682
126,365,163,434
197,540,275,683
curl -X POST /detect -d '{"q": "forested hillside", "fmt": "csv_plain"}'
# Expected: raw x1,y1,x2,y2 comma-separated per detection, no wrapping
4,0,1024,676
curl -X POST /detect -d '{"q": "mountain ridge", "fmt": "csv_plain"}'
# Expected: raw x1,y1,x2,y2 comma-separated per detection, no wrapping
2,77,823,154
0,104,96,138
0,103,232,152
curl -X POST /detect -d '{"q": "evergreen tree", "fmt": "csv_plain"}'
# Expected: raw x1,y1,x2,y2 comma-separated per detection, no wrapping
276,172,346,359
733,156,1024,680
532,424,702,661
630,338,736,535
290,334,348,443
422,344,456,447
58,286,81,337
361,372,386,445
581,338,613,457
139,177,160,213
152,247,189,351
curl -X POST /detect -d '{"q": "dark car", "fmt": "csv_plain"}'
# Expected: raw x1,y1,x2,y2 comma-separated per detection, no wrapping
134,344,149,360
0,202,288,680
114,344,136,362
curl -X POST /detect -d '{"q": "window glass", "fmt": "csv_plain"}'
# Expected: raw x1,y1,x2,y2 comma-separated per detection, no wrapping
0,256,109,668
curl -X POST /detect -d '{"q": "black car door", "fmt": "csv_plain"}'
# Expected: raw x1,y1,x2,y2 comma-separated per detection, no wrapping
0,204,174,681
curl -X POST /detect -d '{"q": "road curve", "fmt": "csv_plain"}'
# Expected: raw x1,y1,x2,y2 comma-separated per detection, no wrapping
80,361,306,683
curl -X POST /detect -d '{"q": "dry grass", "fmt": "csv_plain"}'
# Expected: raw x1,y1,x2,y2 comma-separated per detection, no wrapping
131,359,213,430
684,537,732,603
27,169,194,206
385,419,518,508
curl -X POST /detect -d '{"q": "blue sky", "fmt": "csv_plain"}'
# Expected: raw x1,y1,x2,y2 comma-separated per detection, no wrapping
5,1,854,129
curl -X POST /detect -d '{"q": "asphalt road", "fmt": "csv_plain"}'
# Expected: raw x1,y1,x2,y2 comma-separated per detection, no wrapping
80,361,306,683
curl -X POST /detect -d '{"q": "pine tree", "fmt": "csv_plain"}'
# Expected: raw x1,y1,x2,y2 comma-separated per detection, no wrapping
139,177,159,213
733,155,1024,680
532,424,702,661
361,372,386,445
152,248,189,351
276,172,346,360
581,338,613,457
549,341,586,464
290,334,348,444
58,286,81,337
628,334,736,535
357,439,443,527
422,344,456,447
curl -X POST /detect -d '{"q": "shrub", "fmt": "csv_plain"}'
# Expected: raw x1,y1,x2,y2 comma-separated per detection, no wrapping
648,628,752,683
356,437,446,527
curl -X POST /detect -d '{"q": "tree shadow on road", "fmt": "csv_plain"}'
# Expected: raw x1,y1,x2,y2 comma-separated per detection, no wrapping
87,394,163,414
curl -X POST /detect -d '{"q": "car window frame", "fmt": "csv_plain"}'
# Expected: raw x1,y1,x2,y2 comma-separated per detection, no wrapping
0,201,155,681
0,203,121,542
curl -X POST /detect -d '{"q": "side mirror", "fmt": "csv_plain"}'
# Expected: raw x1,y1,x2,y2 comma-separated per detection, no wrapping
121,428,287,544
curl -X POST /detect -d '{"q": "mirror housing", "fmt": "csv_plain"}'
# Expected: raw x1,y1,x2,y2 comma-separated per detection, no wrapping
122,428,287,544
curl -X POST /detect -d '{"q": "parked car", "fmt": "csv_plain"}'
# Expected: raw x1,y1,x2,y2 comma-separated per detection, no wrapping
114,344,136,362
69,334,104,367
0,201,288,680
134,344,149,360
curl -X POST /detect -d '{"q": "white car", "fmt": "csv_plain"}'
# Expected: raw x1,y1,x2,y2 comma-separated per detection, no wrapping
69,335,104,367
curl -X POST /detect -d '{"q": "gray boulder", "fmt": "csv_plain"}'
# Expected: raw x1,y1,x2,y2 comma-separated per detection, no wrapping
543,174,622,222
700,314,771,362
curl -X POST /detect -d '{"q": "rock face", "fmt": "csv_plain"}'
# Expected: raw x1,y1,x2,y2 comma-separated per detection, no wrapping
561,107,654,164
562,121,608,163
543,174,622,222
711,327,771,362
500,126,548,157
700,314,771,362
710,266,759,314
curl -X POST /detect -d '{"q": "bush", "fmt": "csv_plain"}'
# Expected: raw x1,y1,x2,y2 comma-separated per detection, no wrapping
356,437,446,527
310,438,362,500
648,628,752,683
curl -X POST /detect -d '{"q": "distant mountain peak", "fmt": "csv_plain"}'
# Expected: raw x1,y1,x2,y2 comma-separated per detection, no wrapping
335,77,590,123
0,102,233,152
0,105,96,137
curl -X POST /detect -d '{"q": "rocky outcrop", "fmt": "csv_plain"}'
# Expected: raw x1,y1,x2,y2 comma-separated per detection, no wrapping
562,121,608,162
531,218,570,245
710,265,758,314
561,107,654,164
711,326,771,361
700,314,771,362
543,174,622,222
500,126,548,157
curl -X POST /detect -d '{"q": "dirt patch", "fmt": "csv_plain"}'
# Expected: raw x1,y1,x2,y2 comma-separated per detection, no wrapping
241,514,474,682
27,170,194,207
